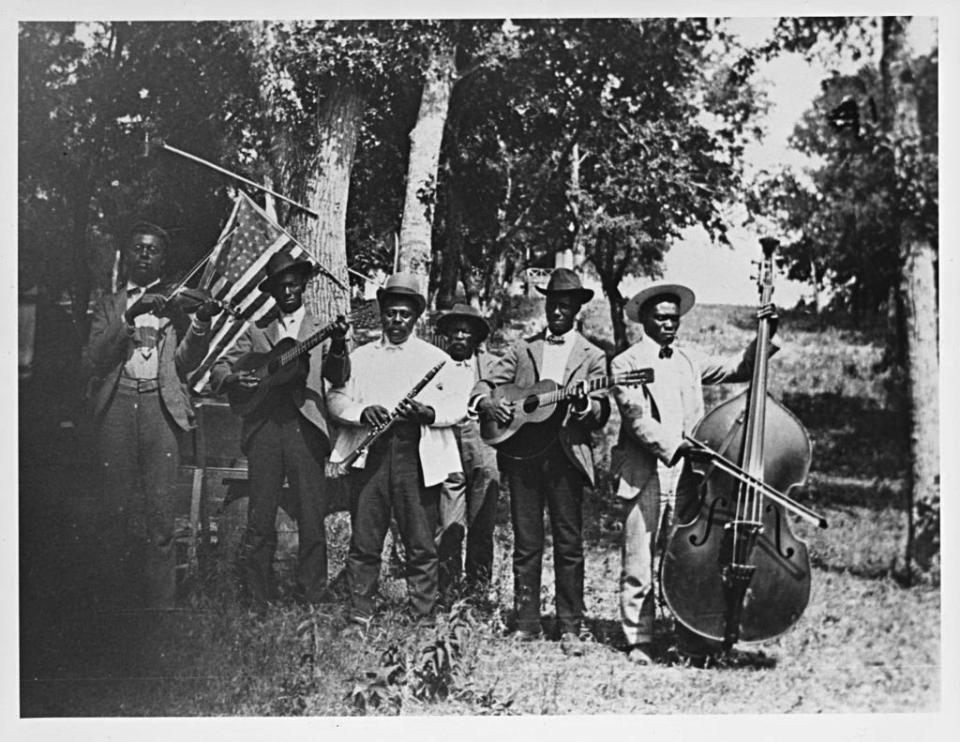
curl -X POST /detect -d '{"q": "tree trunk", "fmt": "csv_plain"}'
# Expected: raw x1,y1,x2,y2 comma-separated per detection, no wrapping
604,279,629,355
398,41,456,296
70,193,92,333
882,17,940,576
484,250,510,316
288,84,364,323
461,259,481,309
435,177,464,309
569,141,586,270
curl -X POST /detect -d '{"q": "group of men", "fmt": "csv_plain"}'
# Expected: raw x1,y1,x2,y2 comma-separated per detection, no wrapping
84,221,775,665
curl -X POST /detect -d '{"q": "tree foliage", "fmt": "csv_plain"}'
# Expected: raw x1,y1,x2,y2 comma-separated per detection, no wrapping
750,55,937,318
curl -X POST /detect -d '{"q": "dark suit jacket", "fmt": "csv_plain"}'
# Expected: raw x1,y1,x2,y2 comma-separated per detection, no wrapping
209,308,350,453
82,287,212,431
471,330,611,485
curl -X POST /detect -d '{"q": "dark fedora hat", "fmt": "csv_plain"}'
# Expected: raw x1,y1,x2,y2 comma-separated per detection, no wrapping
535,267,594,303
376,272,427,315
436,303,490,343
258,252,316,292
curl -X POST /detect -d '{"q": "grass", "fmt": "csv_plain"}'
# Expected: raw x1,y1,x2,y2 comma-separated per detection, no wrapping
18,299,939,717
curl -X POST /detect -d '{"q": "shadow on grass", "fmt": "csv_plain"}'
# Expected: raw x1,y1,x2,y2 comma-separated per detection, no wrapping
782,390,908,488
727,305,889,341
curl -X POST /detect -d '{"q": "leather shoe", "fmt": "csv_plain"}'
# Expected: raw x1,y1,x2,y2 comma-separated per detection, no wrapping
626,643,655,666
510,629,541,642
560,632,585,657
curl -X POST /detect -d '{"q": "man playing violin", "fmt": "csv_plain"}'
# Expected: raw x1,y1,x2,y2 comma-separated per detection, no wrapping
472,268,610,656
211,253,349,611
610,282,777,666
83,221,222,612
327,273,466,625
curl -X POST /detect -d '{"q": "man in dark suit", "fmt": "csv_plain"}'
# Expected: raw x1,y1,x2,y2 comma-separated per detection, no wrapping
435,304,501,598
83,221,221,610
472,269,610,655
210,253,349,610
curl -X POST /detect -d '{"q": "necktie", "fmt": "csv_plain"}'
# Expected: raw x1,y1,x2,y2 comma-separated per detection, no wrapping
659,345,673,359
546,334,566,345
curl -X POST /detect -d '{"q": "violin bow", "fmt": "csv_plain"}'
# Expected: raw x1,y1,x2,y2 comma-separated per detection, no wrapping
684,435,828,529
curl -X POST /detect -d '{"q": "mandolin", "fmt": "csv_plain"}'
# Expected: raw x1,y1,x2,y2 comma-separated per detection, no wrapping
480,369,653,459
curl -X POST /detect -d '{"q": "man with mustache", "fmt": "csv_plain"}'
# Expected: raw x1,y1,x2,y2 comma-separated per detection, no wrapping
328,273,466,624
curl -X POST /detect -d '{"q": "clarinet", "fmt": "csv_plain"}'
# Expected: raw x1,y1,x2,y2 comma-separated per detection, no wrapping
326,361,446,479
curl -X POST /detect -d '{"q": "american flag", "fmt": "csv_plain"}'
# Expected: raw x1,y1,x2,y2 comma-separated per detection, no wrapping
188,192,313,392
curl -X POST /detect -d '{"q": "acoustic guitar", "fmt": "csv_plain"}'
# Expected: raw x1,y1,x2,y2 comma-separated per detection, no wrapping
227,309,368,418
479,369,653,459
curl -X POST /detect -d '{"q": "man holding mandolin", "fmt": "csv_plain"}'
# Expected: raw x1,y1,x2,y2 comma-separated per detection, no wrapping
211,252,350,611
472,268,611,656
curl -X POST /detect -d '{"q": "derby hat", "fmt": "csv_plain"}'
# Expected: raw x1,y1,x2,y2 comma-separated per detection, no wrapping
624,282,696,322
535,267,594,303
376,272,427,315
258,252,316,292
436,303,490,343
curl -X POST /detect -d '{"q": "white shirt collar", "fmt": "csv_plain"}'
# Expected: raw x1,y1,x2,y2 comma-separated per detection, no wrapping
380,333,417,351
125,279,161,294
279,305,306,326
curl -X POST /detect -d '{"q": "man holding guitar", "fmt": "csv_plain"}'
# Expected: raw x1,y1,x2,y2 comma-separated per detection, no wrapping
472,268,611,656
210,253,349,611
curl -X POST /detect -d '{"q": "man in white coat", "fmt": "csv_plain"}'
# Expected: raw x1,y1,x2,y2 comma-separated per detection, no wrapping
610,282,777,665
327,273,466,622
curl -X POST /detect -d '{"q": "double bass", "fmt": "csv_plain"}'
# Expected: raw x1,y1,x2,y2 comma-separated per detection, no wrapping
660,237,828,652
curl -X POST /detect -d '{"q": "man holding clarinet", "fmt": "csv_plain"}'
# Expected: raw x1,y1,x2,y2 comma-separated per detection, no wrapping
327,273,467,625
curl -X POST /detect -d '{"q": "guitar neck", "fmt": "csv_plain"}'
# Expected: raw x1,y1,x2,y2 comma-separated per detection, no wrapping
541,376,616,406
277,325,332,367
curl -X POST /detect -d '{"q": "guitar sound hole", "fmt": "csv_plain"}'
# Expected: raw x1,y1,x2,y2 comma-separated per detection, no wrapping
267,360,281,375
522,395,539,414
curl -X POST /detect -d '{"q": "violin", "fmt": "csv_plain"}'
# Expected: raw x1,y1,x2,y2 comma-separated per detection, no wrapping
162,286,240,318
141,285,240,319
660,237,827,652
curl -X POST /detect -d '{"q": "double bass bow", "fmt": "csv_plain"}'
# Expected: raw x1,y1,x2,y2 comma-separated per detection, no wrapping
660,237,828,652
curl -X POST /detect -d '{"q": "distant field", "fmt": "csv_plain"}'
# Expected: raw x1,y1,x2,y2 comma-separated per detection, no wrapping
19,299,938,717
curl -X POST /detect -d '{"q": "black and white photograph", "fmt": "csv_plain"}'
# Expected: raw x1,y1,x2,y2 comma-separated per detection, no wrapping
11,0,953,735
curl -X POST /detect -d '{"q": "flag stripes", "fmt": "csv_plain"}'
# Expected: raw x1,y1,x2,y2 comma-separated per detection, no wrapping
188,193,314,393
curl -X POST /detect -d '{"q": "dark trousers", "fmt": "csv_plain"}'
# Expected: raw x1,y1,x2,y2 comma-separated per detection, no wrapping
241,400,330,607
97,386,180,610
503,442,586,635
347,423,439,618
438,419,500,590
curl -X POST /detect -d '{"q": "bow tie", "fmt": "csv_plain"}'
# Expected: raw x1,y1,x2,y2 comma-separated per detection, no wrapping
546,334,567,345
127,286,144,297
659,345,673,359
